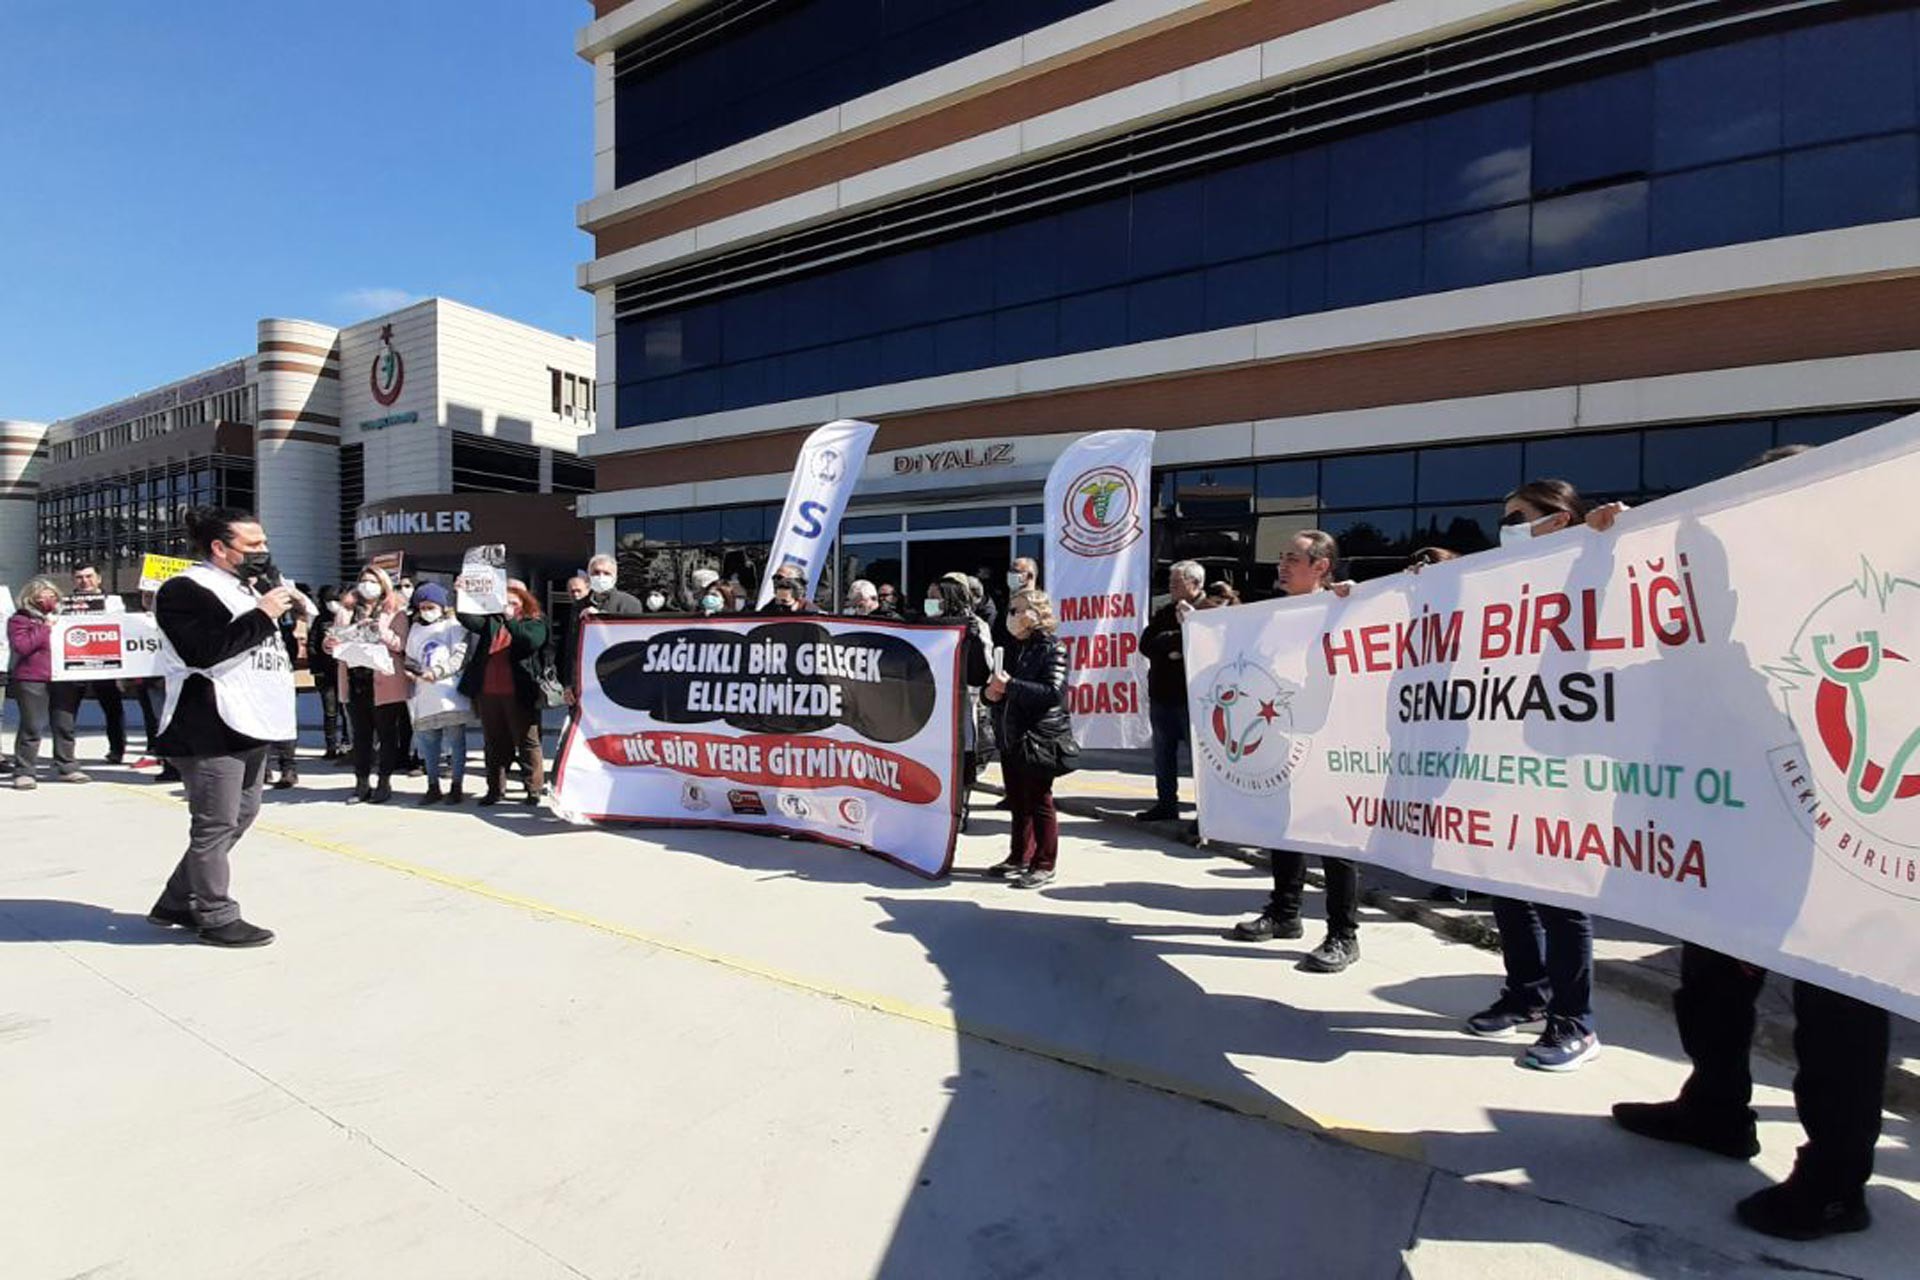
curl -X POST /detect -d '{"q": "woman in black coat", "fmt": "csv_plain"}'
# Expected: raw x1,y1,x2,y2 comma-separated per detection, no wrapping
919,577,992,829
457,581,553,805
984,588,1072,888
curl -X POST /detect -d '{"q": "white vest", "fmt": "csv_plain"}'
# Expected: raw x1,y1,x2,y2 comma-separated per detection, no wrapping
158,563,297,743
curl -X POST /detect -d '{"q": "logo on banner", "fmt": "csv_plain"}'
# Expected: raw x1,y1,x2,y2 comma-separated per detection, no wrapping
370,324,405,406
1196,656,1310,794
1058,465,1143,557
680,781,711,812
63,623,123,669
833,796,869,829
811,447,843,484
1768,560,1920,896
776,793,812,821
727,789,767,816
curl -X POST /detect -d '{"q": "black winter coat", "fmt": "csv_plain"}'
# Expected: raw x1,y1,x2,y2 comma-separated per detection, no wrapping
991,631,1070,772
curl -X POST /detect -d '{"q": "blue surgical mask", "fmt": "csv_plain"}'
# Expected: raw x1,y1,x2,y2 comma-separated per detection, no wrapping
922,599,943,618
701,594,722,613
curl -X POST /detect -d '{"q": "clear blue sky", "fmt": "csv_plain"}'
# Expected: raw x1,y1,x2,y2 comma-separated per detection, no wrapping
0,1,592,423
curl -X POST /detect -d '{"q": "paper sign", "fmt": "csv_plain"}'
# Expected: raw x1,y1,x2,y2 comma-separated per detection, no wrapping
455,544,508,616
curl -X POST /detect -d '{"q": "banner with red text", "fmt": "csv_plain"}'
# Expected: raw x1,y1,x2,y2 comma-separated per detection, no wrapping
553,615,963,878
50,612,164,680
1045,429,1152,747
1187,412,1920,1018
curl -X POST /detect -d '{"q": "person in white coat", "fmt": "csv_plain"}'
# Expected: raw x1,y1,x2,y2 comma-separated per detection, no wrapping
403,583,475,805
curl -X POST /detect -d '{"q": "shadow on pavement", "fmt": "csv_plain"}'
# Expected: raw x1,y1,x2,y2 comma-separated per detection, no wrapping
0,899,196,946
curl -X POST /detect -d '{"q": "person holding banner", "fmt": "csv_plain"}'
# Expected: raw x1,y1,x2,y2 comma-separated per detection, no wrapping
403,584,475,806
457,581,551,806
324,564,411,805
984,589,1074,888
53,564,127,765
1138,562,1205,822
1461,479,1599,1071
583,555,645,618
8,578,87,787
1230,533,1365,974
920,577,993,830
147,507,296,947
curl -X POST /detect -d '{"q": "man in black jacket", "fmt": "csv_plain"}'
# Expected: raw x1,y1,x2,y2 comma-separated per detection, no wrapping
1136,560,1204,821
146,507,296,948
583,554,646,618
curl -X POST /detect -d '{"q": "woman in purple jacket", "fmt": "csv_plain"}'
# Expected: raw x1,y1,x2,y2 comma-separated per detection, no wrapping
8,578,87,787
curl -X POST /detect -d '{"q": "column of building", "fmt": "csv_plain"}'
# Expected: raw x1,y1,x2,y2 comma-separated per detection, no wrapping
253,319,343,591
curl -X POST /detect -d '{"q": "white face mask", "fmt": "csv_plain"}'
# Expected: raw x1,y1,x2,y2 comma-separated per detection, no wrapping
700,594,722,613
398,586,413,602
645,593,665,611
589,574,615,593
1499,522,1533,547
357,580,382,601
922,598,944,619
1006,571,1025,589
417,608,442,624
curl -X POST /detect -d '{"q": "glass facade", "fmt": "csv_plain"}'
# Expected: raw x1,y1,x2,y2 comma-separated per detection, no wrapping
615,7,1920,429
38,457,255,580
613,0,1108,186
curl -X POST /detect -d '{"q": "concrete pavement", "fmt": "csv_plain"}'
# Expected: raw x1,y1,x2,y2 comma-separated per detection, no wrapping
3,730,1917,1278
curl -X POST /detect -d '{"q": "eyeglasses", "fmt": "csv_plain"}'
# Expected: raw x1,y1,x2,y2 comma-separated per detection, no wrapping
1498,510,1536,527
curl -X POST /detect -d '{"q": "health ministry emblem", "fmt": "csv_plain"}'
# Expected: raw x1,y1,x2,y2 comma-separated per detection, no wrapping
1766,559,1920,898
1058,464,1143,557
1196,655,1309,794
370,324,405,406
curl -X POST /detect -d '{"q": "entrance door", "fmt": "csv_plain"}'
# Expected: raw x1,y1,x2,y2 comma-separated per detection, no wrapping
909,535,1009,609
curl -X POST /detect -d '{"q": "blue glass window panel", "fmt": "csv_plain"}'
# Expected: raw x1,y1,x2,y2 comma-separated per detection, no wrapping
783,348,839,399
1058,288,1129,353
1783,135,1920,235
932,314,993,374
1523,431,1640,494
1289,146,1330,245
1425,96,1532,218
1533,68,1653,193
1017,504,1044,525
993,302,1058,363
1532,181,1648,274
1289,245,1328,315
641,376,685,423
721,358,774,410
1415,504,1502,555
1203,155,1289,263
680,368,724,417
1322,508,1415,574
1255,459,1318,512
722,290,786,362
878,326,937,383
721,506,767,543
1654,36,1782,169
1327,226,1423,309
1323,450,1415,507
1643,420,1775,493
1328,121,1426,236
1650,156,1781,256
1127,271,1206,342
615,320,654,383
681,509,722,545
1781,14,1918,147
993,215,1061,307
929,234,995,319
1056,198,1133,293
782,275,840,350
1418,442,1522,503
1423,205,1530,292
842,514,903,535
1204,252,1288,329
1131,178,1208,278
1777,410,1900,446
829,337,883,390
868,249,933,333
644,512,682,544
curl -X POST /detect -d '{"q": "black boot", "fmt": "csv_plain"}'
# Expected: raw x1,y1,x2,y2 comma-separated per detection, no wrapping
370,776,392,804
418,781,443,807
348,777,372,804
446,780,466,804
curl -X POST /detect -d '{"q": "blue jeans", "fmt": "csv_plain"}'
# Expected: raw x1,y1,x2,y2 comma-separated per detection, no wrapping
1149,697,1190,809
415,724,470,789
1491,897,1594,1033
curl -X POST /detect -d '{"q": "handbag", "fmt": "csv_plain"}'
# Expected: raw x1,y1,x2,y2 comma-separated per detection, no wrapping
1013,710,1080,778
534,646,569,710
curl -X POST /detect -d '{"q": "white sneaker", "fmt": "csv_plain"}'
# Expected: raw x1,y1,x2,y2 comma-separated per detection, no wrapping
12,774,36,790
58,771,91,784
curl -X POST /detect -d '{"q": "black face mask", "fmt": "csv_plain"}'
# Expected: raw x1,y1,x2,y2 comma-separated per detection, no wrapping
237,552,280,587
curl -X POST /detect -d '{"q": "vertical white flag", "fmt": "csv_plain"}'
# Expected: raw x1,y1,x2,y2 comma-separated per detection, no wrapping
1045,428,1154,747
759,418,878,608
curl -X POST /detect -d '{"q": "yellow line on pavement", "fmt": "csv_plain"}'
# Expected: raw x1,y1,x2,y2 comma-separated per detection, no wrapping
112,782,1421,1164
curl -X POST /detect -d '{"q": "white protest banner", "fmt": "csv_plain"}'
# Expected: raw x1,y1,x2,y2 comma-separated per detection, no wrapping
554,614,963,878
139,553,194,592
0,585,13,672
328,622,394,674
759,418,877,609
455,544,508,615
1186,412,1920,1018
1044,428,1152,747
50,613,164,680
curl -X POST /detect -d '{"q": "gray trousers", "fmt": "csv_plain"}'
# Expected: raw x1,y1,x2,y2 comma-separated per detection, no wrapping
9,680,78,777
156,748,268,928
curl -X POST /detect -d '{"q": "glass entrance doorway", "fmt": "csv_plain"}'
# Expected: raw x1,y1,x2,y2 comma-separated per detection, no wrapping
834,500,1043,614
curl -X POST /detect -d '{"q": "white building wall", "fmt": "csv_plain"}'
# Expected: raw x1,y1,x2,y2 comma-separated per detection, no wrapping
431,298,596,463
339,301,445,504
0,419,48,591
254,319,342,591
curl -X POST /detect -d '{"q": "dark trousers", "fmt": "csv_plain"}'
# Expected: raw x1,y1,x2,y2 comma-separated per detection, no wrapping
476,692,544,794
1675,944,1888,1197
131,679,163,753
1148,697,1189,808
1491,898,1594,1033
155,747,267,929
315,674,347,753
346,686,405,784
9,680,78,776
1004,764,1059,871
51,678,124,758
268,736,298,777
1267,853,1360,937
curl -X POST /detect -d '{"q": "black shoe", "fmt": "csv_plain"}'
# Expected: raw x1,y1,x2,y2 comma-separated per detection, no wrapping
1736,1178,1870,1241
156,766,182,782
992,796,1013,811
105,752,124,766
1302,933,1360,973
1011,867,1056,889
985,858,1023,880
446,784,466,804
369,778,392,804
197,919,275,948
1231,913,1303,942
418,786,442,807
146,903,195,929
1135,804,1179,822
347,779,372,804
1611,1100,1759,1160
1464,999,1548,1038
477,789,502,807
1427,884,1471,904
272,772,296,790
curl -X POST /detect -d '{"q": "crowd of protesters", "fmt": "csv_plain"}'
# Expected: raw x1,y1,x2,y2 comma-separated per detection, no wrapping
1,435,1894,1242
